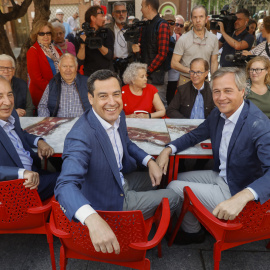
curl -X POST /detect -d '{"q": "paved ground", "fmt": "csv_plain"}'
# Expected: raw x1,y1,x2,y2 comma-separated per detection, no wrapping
1,230,270,270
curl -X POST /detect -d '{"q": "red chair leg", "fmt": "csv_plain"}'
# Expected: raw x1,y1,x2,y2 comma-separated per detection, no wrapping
45,226,56,270
213,241,222,270
143,258,151,270
266,241,270,249
158,241,162,258
60,246,67,270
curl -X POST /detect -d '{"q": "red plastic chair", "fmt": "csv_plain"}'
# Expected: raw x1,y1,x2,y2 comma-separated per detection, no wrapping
0,179,56,270
49,198,170,270
168,186,270,270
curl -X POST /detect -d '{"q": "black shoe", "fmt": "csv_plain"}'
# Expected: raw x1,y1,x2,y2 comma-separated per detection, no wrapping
168,228,205,245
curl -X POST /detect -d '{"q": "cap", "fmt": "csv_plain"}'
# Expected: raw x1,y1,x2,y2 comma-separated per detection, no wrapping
55,9,64,15
163,14,175,22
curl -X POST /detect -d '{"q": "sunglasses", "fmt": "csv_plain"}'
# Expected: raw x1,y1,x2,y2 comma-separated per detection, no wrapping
167,21,175,26
114,10,127,14
38,31,52,36
96,10,104,15
175,23,184,28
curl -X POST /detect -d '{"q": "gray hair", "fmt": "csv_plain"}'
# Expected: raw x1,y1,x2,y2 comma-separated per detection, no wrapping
0,54,15,68
51,21,66,34
191,5,208,17
59,53,78,67
112,1,126,11
211,67,246,92
123,62,148,85
175,15,185,22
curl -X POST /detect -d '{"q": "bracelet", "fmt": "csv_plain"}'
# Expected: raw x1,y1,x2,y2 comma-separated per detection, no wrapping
148,112,151,118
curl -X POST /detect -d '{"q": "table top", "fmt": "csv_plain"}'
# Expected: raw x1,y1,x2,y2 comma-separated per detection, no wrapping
20,117,213,156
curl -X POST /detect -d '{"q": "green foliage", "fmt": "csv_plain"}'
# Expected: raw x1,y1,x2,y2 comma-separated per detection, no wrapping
193,0,231,15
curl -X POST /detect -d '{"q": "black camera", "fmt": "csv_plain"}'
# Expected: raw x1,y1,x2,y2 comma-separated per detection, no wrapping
225,52,256,67
76,22,108,49
122,20,149,44
210,5,237,35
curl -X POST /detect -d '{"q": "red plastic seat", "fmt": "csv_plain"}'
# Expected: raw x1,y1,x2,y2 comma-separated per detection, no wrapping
0,179,56,270
168,186,270,270
50,198,170,270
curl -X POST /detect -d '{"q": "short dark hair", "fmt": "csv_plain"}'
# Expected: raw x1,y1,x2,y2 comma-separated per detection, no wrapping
87,69,122,96
145,0,159,12
85,5,103,24
236,8,250,18
191,5,208,17
263,16,270,34
190,58,209,71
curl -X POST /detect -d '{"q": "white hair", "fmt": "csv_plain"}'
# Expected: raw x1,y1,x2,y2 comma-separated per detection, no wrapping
51,21,66,34
175,15,185,22
59,53,78,67
123,62,147,85
0,54,15,68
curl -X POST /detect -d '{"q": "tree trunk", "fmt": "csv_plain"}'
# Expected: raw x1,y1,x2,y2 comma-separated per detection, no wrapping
0,24,15,59
16,0,51,81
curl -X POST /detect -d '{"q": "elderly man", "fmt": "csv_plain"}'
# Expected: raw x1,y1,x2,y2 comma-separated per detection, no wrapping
174,15,185,36
172,5,219,86
0,76,58,200
55,9,72,38
106,2,132,81
166,58,215,118
67,11,79,36
55,69,179,254
0,54,34,117
157,67,270,245
38,53,91,117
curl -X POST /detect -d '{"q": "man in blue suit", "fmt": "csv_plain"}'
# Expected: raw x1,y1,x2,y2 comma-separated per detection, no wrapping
157,67,270,244
0,76,58,200
55,70,179,255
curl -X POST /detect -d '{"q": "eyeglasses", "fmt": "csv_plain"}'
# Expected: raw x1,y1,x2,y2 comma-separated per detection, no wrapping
248,68,267,74
114,10,127,14
167,21,175,26
189,70,206,76
175,23,184,28
96,10,104,15
38,32,52,36
0,66,15,72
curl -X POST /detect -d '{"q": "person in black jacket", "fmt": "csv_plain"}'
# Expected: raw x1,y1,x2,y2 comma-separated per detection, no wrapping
166,58,215,119
0,54,34,116
77,5,114,76
38,53,91,117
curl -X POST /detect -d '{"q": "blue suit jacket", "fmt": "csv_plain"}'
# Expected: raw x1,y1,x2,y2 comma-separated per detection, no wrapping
171,100,270,204
0,110,40,180
55,109,149,221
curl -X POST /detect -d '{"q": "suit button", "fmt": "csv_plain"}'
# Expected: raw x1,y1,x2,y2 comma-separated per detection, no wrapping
120,194,124,196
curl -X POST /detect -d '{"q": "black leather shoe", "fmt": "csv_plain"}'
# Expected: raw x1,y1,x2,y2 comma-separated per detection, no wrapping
168,228,205,245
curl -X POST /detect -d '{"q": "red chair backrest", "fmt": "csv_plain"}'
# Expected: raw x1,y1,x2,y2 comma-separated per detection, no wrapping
226,200,270,242
51,201,148,262
0,179,44,230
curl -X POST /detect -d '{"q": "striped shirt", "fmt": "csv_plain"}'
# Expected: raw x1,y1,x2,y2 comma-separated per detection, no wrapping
251,41,270,60
38,77,84,117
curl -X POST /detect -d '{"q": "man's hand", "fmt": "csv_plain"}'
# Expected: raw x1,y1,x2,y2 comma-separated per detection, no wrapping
156,147,172,175
217,21,225,34
85,213,120,254
132,43,140,53
212,189,255,220
148,159,162,186
23,170,40,190
16,108,26,117
242,50,252,56
37,139,54,160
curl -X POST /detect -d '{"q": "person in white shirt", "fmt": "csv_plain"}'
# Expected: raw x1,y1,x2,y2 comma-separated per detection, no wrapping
67,12,79,36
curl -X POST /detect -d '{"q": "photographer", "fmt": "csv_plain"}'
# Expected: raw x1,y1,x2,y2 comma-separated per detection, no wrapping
105,2,133,81
219,8,254,67
242,16,270,61
132,0,170,107
77,6,114,76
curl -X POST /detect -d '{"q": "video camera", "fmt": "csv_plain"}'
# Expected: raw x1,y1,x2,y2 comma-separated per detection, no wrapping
210,5,237,35
225,52,256,67
122,20,149,44
76,22,108,49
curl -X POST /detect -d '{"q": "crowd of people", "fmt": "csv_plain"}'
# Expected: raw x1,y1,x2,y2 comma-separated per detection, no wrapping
1,0,270,259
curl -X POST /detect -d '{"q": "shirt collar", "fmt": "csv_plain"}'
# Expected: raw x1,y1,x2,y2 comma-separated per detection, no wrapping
192,28,208,39
220,100,244,124
0,115,15,128
92,109,121,131
193,82,204,91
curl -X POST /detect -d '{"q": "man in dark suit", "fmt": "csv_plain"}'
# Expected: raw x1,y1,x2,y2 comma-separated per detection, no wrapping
0,76,58,200
55,70,179,255
157,67,270,244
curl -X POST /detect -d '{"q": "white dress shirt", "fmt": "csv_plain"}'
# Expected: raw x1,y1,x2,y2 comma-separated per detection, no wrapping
114,23,129,59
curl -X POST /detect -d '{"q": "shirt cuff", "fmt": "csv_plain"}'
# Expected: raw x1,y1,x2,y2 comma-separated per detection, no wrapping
167,144,177,154
34,137,45,147
74,204,97,225
18,168,26,179
142,155,153,167
246,187,259,201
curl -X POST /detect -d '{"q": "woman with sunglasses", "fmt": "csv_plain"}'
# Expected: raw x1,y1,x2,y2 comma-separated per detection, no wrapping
27,20,62,108
245,56,270,118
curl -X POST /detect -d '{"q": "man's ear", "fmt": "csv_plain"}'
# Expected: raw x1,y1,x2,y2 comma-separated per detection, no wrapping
88,92,94,105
